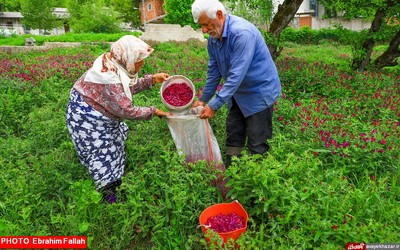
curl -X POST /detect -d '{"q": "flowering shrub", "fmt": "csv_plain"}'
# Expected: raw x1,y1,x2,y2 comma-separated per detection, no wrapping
274,56,399,176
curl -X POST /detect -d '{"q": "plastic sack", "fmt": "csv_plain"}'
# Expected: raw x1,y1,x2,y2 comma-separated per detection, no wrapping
166,107,223,167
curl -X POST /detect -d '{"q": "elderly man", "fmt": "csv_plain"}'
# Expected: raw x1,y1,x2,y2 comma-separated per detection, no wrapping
191,0,282,167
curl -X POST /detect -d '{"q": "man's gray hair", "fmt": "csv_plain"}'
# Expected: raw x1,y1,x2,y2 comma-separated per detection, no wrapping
191,0,227,23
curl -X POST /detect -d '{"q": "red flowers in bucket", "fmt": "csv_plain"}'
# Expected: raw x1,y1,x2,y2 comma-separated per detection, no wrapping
160,75,195,111
199,200,248,244
162,82,193,107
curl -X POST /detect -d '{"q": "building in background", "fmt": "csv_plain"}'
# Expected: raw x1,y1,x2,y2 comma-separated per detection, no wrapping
273,0,371,31
0,7,70,36
0,10,24,35
272,0,325,28
139,0,166,25
27,8,70,35
52,8,70,33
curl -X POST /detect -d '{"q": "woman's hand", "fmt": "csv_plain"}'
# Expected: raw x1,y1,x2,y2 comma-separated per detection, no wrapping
152,73,170,84
155,108,168,117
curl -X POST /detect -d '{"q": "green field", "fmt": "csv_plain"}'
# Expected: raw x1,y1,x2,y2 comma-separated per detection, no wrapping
0,37,399,249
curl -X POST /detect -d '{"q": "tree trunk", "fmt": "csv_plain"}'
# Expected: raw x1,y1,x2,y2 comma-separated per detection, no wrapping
373,29,400,69
352,8,385,71
267,0,304,60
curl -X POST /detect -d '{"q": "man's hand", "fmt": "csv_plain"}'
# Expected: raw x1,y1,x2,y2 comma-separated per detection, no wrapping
153,73,170,84
192,100,205,108
199,105,215,119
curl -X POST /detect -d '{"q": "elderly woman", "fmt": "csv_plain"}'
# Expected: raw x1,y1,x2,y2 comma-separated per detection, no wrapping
66,35,169,203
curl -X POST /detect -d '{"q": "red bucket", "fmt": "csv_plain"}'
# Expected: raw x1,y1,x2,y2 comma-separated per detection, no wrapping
199,200,248,245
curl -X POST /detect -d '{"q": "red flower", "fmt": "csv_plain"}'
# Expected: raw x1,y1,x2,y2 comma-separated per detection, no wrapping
205,213,246,233
162,83,193,107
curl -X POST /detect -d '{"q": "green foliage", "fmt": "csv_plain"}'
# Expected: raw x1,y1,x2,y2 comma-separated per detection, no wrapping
319,0,387,19
163,0,195,28
373,21,400,43
0,32,141,46
20,0,62,32
228,152,399,248
0,78,36,137
280,26,359,45
317,0,400,70
224,0,274,26
112,0,141,28
0,0,21,11
67,0,122,33
163,0,275,28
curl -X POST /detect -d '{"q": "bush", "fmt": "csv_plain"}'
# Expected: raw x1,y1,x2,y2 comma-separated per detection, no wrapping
280,26,359,45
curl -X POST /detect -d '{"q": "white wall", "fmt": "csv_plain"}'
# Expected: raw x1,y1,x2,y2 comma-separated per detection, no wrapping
273,0,312,15
312,17,371,31
28,27,66,36
139,23,206,42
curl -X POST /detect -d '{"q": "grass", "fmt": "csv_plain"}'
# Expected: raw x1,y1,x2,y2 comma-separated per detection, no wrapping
0,32,140,46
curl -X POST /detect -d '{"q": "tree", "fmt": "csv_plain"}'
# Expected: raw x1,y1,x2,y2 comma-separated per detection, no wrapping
372,2,400,69
224,0,303,60
224,0,274,27
267,0,304,60
374,29,400,68
165,0,277,28
320,0,400,70
0,0,21,11
66,0,122,33
111,0,141,28
52,0,68,7
20,0,61,33
163,0,194,27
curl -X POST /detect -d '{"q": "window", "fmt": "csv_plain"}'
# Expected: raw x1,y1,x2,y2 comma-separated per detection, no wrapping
7,21,13,28
147,3,152,11
309,0,318,16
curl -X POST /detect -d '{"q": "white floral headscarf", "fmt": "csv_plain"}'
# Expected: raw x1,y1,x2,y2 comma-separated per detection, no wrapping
84,35,154,100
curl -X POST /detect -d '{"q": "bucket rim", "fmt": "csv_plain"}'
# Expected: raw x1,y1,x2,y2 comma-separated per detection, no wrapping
160,75,195,111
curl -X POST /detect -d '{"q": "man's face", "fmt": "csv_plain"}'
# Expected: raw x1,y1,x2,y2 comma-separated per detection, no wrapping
198,10,225,39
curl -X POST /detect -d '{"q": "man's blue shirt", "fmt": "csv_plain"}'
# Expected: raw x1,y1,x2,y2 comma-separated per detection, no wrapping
200,14,282,117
